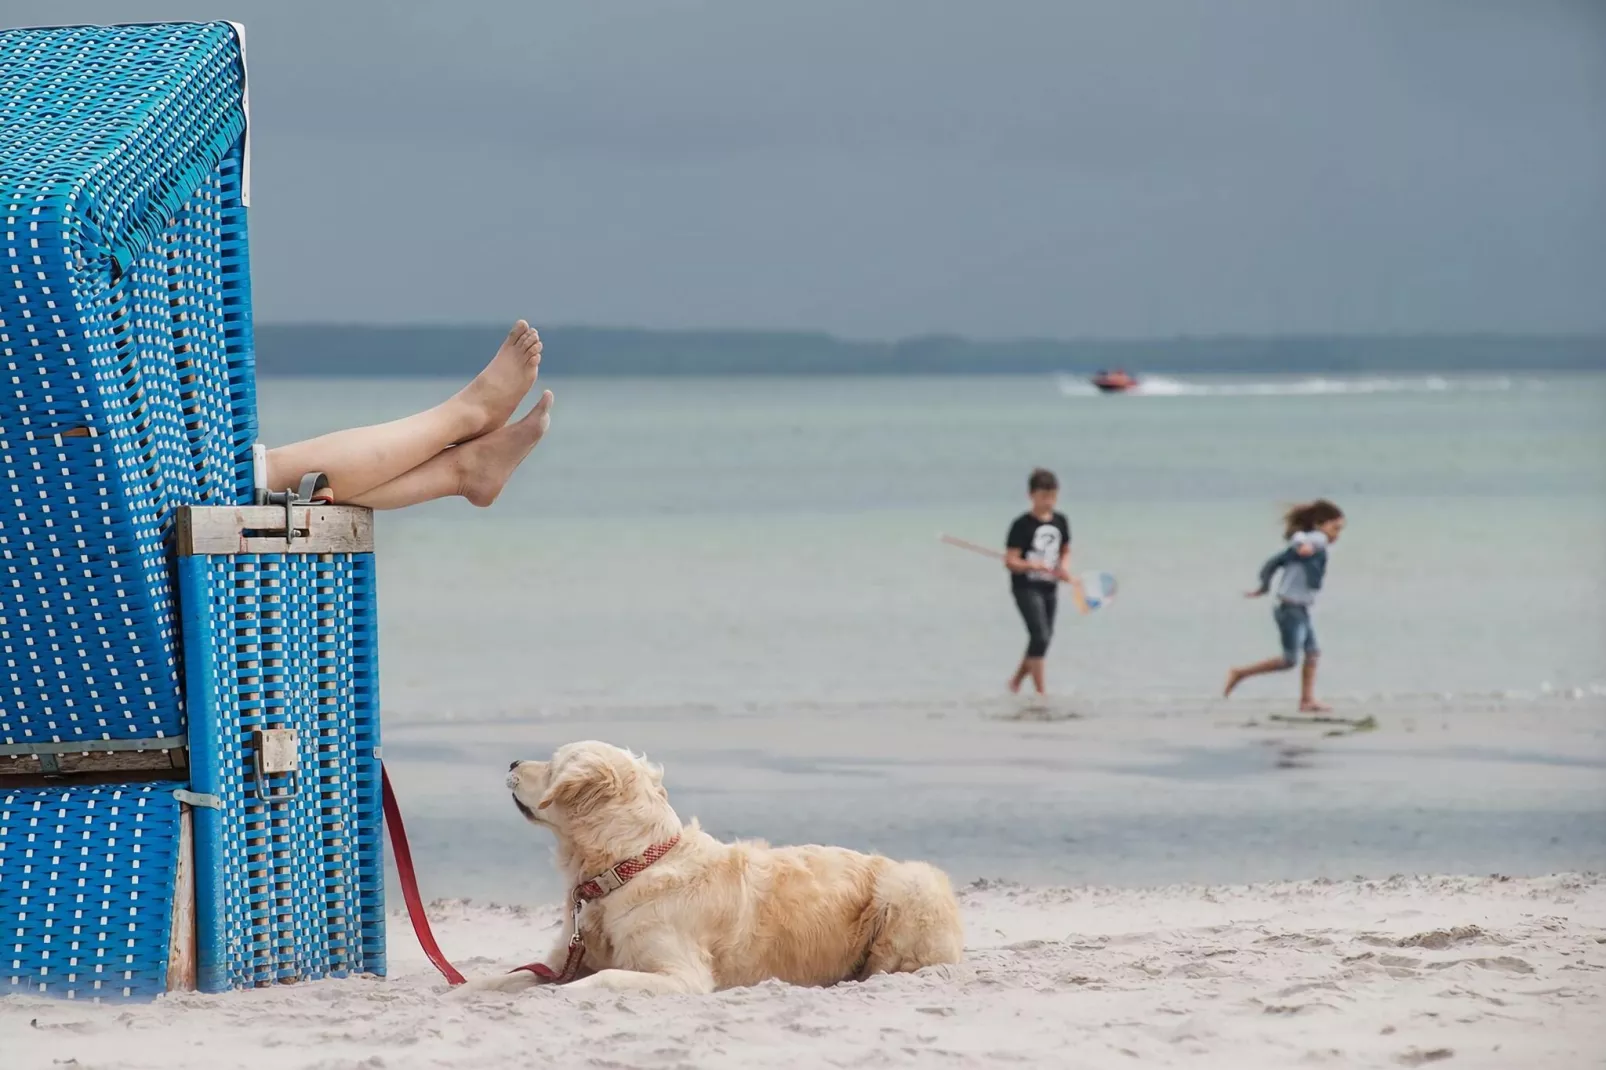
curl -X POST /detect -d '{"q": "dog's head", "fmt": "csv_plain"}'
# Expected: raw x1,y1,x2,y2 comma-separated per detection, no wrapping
506,741,674,860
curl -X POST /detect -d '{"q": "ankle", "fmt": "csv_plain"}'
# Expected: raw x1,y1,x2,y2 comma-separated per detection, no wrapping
443,395,493,443
445,449,477,504
457,452,511,508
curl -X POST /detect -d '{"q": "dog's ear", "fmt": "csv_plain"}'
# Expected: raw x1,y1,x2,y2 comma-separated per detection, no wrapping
537,752,624,815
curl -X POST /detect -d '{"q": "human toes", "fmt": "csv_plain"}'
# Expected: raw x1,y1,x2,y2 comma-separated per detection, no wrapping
525,389,553,436
514,322,542,362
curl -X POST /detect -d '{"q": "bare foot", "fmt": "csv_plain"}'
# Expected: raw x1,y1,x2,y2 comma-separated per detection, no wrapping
1008,677,1022,694
456,390,554,507
452,320,543,440
1223,669,1244,698
1299,700,1332,713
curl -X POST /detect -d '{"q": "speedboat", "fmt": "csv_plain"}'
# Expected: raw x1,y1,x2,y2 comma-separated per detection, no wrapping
1090,368,1138,393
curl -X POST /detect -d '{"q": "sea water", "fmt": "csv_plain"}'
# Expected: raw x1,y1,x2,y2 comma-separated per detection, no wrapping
258,372,1606,900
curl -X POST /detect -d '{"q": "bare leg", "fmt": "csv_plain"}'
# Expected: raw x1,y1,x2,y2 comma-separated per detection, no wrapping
1299,656,1330,712
265,321,543,501
348,391,553,510
1024,656,1046,695
1223,656,1293,698
1008,659,1030,693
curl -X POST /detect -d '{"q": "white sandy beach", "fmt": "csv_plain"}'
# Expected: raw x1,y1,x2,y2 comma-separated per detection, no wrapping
4,872,1601,1070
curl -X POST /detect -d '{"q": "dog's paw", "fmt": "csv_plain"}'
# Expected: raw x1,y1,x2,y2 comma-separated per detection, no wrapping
451,971,543,998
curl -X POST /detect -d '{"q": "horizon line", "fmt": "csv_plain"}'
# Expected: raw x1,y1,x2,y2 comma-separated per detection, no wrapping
254,324,1606,344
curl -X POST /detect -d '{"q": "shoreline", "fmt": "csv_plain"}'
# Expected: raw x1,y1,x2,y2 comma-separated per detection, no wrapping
375,691,1606,903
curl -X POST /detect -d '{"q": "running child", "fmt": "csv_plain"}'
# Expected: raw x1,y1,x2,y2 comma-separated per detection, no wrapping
1222,499,1346,711
1004,468,1081,694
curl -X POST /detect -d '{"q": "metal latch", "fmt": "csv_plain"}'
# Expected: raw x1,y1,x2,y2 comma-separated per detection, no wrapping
250,728,300,803
254,471,331,545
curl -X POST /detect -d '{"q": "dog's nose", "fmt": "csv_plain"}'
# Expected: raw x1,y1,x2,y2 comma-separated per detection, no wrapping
508,760,521,772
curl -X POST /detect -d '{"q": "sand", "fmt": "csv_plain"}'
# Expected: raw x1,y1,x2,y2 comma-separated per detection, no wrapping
4,872,1602,1070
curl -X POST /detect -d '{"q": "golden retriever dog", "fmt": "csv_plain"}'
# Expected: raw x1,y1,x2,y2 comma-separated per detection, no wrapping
462,740,964,995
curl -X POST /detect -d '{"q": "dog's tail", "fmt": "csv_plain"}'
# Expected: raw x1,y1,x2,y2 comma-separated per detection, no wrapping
858,861,965,978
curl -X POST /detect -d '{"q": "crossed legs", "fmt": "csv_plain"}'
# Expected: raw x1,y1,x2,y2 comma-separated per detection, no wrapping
264,321,553,509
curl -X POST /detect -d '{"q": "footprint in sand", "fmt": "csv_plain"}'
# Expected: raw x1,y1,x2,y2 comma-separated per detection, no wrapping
1395,925,1508,949
1425,956,1535,975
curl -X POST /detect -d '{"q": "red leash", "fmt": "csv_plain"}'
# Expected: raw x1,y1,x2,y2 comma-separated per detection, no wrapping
506,833,682,984
381,763,680,988
381,763,467,985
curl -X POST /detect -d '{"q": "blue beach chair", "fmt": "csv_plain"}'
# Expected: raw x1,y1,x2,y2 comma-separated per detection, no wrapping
0,21,385,999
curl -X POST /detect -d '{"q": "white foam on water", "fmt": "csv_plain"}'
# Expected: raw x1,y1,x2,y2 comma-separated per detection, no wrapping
1056,373,1531,398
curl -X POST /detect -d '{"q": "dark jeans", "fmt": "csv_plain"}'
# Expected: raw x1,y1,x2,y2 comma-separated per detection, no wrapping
1013,584,1058,658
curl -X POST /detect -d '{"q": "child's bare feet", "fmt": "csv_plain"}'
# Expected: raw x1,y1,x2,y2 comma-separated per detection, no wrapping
453,320,543,440
1222,669,1244,698
456,390,554,507
1298,700,1332,713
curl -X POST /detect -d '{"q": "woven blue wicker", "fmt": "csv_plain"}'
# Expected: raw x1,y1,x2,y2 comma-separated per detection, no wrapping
0,22,256,746
0,783,182,1001
180,551,386,991
1,21,384,1002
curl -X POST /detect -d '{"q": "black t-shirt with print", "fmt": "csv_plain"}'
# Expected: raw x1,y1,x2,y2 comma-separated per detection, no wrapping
1006,511,1071,591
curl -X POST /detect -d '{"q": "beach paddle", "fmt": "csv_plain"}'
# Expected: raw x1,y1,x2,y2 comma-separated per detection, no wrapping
938,534,1118,614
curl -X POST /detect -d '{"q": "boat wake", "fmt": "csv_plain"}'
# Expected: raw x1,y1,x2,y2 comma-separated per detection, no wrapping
1055,374,1533,398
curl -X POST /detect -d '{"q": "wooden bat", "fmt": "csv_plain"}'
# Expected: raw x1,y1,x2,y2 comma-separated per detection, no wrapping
938,534,1090,613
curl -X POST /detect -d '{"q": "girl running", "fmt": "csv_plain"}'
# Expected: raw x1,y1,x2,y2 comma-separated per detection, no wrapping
1222,500,1346,711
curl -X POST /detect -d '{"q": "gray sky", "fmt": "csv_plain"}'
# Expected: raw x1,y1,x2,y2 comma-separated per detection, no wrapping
5,0,1605,337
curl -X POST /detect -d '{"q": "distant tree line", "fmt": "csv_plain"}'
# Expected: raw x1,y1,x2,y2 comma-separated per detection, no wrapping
253,324,1606,377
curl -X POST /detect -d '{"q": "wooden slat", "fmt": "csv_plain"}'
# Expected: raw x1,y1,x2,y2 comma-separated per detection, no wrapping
167,806,198,992
0,748,188,777
0,769,189,789
175,504,375,556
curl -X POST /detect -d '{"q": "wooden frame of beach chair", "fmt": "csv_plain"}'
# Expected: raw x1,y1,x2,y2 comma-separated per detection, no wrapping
1,21,386,1000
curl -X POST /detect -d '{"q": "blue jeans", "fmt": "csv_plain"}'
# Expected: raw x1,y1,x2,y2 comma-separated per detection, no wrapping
1274,601,1319,666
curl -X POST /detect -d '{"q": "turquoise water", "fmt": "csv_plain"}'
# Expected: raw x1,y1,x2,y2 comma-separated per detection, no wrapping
258,372,1606,898
261,372,1606,713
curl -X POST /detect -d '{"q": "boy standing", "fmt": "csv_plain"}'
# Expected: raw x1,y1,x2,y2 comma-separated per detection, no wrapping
1004,468,1078,694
